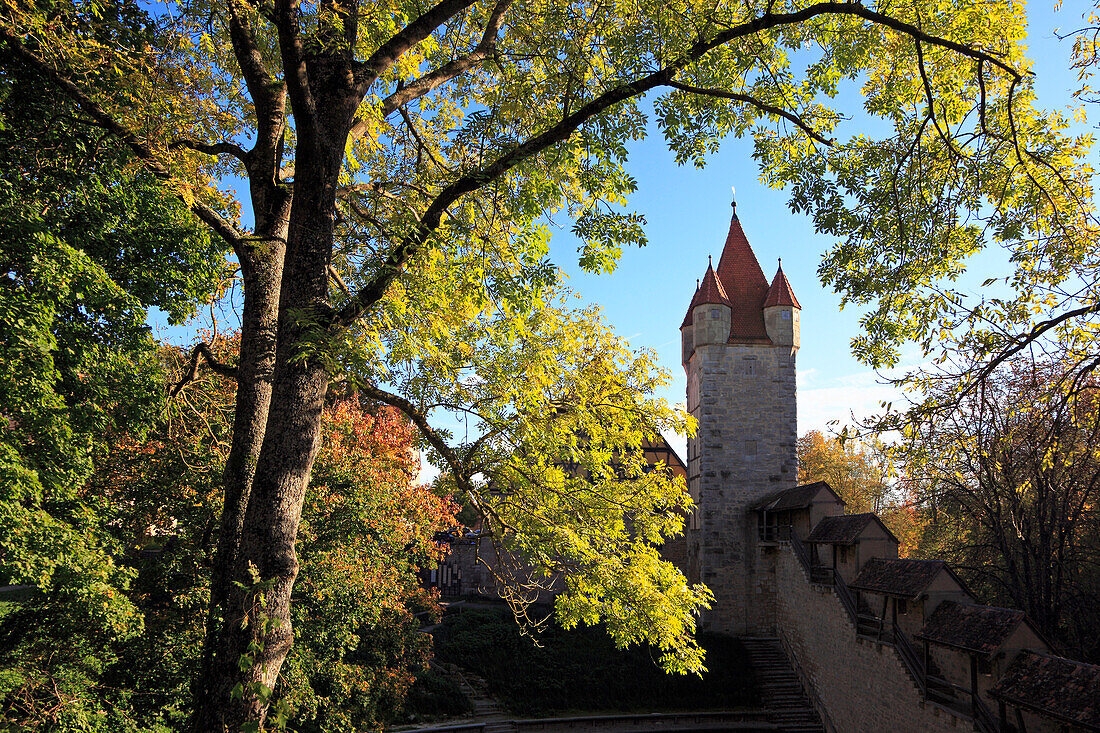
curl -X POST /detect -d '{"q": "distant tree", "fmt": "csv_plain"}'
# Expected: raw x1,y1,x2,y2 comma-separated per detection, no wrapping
902,358,1100,661
797,431,923,555
797,430,894,514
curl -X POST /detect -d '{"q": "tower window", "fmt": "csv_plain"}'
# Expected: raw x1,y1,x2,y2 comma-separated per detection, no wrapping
782,311,790,320
710,308,720,319
739,358,757,375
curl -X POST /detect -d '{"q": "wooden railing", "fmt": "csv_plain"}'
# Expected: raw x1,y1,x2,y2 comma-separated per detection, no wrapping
889,621,927,700
830,570,859,623
971,692,999,733
788,530,813,574
760,524,791,542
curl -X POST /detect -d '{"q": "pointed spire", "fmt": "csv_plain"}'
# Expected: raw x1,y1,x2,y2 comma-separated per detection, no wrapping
714,209,770,341
697,260,729,305
683,192,786,342
764,259,801,309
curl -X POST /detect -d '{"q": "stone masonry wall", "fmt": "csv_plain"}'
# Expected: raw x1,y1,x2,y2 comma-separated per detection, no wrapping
687,337,797,635
774,547,970,733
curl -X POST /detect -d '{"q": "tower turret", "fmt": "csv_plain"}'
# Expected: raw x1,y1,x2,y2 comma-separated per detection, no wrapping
763,260,801,349
692,259,732,349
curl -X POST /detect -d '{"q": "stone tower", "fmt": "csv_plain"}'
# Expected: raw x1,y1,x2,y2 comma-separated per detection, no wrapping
681,198,800,635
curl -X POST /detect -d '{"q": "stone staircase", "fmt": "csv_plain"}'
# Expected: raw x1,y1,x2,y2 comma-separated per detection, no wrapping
741,638,825,733
432,662,515,733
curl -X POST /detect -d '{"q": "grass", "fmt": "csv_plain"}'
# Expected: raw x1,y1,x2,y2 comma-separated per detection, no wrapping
432,607,758,717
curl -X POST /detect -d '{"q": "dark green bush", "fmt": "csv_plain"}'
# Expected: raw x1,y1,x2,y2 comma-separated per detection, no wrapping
399,667,474,721
434,607,757,716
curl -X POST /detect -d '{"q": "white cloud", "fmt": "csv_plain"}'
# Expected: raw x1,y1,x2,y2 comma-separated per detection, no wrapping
798,362,926,436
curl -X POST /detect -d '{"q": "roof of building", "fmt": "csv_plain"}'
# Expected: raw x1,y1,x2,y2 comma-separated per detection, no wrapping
697,261,729,305
805,512,897,546
681,281,700,328
764,262,801,309
751,481,846,512
682,205,798,341
641,434,687,473
849,558,966,599
715,211,771,342
916,601,1031,655
988,651,1100,731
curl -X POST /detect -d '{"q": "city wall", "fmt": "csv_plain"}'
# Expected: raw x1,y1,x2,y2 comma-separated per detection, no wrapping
773,547,969,733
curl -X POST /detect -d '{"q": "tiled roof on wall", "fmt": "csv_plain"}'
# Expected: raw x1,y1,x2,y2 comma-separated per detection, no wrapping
752,481,845,512
849,558,960,599
989,651,1100,731
805,513,883,545
916,601,1028,655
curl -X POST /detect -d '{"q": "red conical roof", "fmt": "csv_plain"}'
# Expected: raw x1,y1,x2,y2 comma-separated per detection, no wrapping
715,212,770,341
697,261,729,305
682,261,731,328
682,206,782,342
764,261,801,309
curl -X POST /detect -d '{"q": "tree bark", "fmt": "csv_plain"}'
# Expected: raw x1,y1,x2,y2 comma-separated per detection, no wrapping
193,59,359,728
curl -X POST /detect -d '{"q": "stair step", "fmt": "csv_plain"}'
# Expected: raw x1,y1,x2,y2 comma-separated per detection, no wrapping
743,639,826,733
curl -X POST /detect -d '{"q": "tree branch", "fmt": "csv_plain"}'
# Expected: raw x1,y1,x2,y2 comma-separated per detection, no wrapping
170,138,250,165
225,0,287,168
273,0,315,142
357,0,481,90
378,0,512,116
396,105,453,171
359,382,475,491
170,343,239,397
327,264,350,295
335,1,1028,328
959,303,1100,399
0,27,247,252
665,79,834,146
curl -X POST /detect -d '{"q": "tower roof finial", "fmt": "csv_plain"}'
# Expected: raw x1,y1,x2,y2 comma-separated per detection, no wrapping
731,185,737,215
708,254,713,268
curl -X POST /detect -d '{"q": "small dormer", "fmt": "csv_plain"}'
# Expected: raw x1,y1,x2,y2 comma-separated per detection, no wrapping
763,260,801,348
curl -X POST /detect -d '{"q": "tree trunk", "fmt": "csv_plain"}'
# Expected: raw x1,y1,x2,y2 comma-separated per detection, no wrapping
190,221,289,731
192,68,359,727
